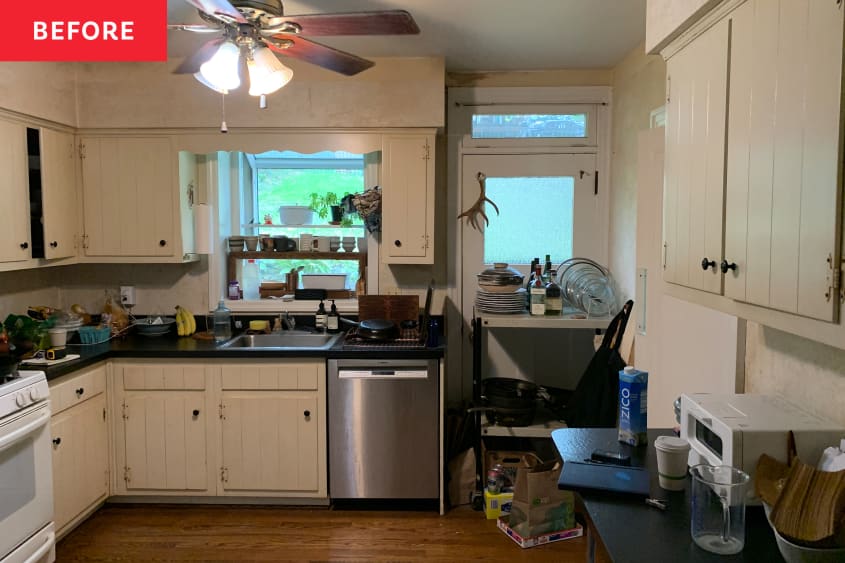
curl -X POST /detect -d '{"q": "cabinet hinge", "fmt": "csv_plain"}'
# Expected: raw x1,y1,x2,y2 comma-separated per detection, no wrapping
123,466,131,484
79,234,89,250
78,141,85,160
220,467,228,483
824,253,842,302
122,400,128,420
422,141,431,162
666,75,671,104
424,234,431,250
219,402,225,420
662,242,668,270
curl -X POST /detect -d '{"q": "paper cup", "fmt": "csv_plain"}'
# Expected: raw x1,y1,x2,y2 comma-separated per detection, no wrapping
654,436,690,491
48,328,67,348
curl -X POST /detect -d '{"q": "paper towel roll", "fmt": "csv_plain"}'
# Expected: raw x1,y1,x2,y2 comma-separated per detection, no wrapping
194,203,214,254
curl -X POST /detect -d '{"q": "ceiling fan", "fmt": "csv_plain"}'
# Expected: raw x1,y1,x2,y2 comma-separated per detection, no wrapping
169,0,420,95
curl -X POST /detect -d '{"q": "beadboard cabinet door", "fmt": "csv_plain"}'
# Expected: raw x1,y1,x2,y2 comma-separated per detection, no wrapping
381,133,435,264
50,393,108,536
40,127,78,259
79,136,178,258
662,17,730,294
0,118,31,263
724,0,844,321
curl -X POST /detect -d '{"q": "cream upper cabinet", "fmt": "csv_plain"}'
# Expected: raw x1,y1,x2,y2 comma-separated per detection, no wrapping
49,364,108,537
724,0,844,322
39,127,78,259
218,361,326,497
662,17,730,295
79,135,193,260
112,362,212,494
0,118,31,263
381,133,435,264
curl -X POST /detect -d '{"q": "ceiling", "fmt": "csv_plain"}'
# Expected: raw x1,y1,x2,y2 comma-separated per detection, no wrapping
166,0,647,72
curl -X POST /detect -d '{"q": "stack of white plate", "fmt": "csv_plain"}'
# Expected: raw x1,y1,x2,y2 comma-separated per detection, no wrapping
475,288,527,314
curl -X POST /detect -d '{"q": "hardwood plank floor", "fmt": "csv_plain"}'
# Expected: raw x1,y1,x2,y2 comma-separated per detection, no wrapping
56,504,588,562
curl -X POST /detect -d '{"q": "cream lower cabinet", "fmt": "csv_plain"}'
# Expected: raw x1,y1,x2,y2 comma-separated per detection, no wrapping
218,361,326,497
381,133,435,264
48,364,108,538
111,360,326,498
112,362,214,495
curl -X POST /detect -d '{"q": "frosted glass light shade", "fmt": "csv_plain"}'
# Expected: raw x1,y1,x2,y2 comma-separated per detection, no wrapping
198,41,241,91
247,46,293,96
193,71,229,94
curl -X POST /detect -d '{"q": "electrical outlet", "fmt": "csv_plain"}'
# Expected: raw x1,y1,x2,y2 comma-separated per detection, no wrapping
120,286,136,307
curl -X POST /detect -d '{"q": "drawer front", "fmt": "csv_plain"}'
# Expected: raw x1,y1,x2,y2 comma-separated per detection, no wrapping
122,364,206,391
221,362,321,391
49,363,107,415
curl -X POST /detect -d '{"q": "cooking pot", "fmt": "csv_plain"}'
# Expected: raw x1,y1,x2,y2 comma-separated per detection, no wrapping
340,317,399,341
467,378,544,427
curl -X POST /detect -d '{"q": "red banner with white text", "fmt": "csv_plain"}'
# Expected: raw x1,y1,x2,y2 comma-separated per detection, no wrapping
2,0,167,61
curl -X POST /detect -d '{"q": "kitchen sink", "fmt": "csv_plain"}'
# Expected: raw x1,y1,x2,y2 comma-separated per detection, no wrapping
219,332,342,350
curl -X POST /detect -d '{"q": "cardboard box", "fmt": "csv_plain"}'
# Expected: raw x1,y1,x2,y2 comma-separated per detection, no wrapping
484,489,513,520
484,449,542,488
497,516,584,549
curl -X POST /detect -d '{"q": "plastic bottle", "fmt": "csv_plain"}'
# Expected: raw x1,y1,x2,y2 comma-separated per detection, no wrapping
327,300,340,333
315,300,327,331
213,299,232,343
243,259,260,300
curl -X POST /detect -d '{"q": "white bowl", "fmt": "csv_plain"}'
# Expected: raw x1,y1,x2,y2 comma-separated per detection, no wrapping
764,503,845,563
279,206,314,225
301,274,347,290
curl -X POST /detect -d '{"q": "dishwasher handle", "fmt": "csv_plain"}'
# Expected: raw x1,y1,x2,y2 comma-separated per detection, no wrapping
338,369,429,380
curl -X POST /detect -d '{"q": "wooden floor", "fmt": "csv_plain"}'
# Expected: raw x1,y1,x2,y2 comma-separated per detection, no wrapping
56,504,588,562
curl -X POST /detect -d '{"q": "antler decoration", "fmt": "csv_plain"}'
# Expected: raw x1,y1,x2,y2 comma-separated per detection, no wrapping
458,172,500,231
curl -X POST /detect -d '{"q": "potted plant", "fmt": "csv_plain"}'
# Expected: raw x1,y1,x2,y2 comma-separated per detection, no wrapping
310,192,352,226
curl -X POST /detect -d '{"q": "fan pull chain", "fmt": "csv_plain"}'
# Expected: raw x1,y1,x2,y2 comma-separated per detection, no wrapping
220,93,228,133
259,94,267,109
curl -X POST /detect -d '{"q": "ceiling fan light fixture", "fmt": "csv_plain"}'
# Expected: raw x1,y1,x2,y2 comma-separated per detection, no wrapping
193,71,229,94
198,41,241,92
247,45,293,96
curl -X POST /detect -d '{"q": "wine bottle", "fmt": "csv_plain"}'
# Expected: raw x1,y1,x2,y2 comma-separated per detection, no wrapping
545,269,562,316
529,264,546,316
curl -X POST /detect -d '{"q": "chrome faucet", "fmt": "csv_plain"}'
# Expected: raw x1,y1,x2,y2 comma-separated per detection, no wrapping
282,311,296,331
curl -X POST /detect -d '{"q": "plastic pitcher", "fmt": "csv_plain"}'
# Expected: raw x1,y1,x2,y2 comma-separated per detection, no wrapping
690,464,750,555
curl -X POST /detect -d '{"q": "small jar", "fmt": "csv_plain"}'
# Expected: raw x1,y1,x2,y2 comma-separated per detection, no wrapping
227,280,241,300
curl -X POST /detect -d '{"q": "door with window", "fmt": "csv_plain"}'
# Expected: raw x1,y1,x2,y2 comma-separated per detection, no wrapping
460,152,602,317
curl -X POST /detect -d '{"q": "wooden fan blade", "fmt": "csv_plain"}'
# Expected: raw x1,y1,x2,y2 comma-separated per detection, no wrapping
182,0,247,23
267,37,375,76
173,38,225,74
276,10,419,36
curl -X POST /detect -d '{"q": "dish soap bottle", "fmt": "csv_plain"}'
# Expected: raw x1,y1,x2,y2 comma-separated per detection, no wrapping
213,299,232,343
327,300,340,333
315,300,327,331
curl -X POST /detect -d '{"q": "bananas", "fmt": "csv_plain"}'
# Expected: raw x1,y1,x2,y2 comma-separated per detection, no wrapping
175,306,196,337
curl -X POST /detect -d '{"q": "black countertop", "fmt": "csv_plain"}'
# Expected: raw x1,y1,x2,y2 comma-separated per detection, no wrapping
552,428,782,563
29,332,445,381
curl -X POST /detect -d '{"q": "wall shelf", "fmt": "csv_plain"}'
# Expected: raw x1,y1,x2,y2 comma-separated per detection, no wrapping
479,311,611,329
226,251,366,296
241,223,365,230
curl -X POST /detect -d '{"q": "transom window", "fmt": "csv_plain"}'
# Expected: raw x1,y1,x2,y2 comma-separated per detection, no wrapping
471,113,588,139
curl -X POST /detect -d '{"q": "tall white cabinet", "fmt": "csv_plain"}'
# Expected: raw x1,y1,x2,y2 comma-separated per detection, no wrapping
0,118,31,263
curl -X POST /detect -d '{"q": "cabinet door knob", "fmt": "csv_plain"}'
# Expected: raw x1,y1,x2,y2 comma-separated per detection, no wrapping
20,242,28,250
394,240,402,247
192,409,200,417
75,387,84,396
50,241,58,248
52,437,61,446
303,410,311,418
159,239,167,247
720,260,737,274
701,257,716,271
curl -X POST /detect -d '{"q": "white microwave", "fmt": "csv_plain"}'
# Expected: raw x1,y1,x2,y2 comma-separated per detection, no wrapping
680,393,844,501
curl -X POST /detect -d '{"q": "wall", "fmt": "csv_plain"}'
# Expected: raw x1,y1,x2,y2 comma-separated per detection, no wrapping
645,0,721,53
446,69,613,88
745,323,845,426
0,62,77,126
609,44,666,301
76,57,445,129
0,269,61,319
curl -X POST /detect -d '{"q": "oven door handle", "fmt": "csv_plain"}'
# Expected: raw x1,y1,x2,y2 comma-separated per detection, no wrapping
22,530,55,563
0,409,50,454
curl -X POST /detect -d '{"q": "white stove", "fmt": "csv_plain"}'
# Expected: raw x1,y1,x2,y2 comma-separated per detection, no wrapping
0,370,55,563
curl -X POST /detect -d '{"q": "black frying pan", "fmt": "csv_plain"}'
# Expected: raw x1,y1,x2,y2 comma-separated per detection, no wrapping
340,317,399,341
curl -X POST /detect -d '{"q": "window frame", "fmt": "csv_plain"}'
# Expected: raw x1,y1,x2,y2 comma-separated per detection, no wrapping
464,104,598,147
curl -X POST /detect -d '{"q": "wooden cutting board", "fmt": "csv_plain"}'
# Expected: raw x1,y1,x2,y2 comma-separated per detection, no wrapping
358,295,419,324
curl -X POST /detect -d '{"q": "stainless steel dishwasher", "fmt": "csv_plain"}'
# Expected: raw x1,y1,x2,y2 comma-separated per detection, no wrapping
328,358,439,500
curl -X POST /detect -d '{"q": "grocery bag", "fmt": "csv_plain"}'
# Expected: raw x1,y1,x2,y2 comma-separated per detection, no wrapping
507,459,575,538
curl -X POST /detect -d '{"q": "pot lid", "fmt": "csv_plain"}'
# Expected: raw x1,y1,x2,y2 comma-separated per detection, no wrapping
477,263,524,280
